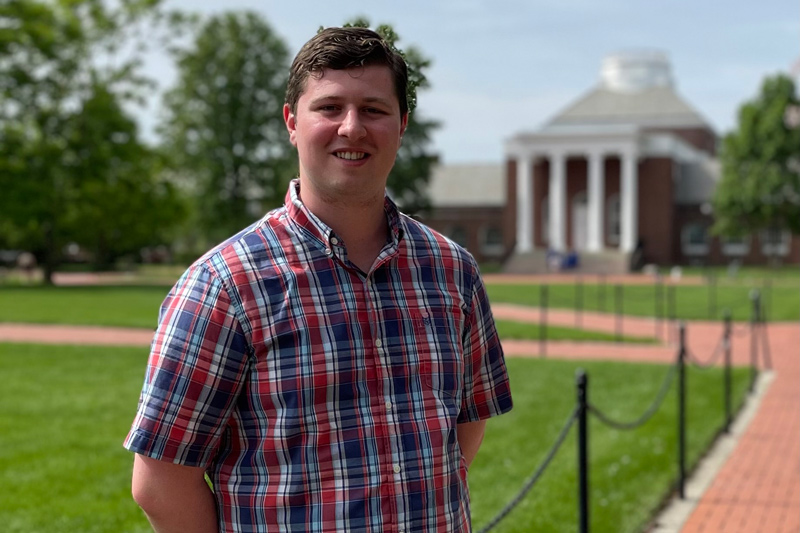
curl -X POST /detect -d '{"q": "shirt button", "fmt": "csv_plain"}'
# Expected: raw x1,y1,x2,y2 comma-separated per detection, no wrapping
375,339,383,348
330,236,339,245
325,248,332,256
385,401,392,410
393,464,401,474
421,310,429,318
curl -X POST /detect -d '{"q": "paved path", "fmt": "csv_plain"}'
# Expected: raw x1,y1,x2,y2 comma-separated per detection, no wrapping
0,323,153,346
0,306,797,533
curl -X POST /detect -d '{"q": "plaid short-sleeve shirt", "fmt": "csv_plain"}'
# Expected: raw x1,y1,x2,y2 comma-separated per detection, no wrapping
125,180,513,532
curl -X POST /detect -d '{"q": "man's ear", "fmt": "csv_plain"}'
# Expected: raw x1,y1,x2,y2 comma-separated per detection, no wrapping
283,103,297,146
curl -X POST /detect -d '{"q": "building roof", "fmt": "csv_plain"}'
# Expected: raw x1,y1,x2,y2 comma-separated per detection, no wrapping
426,163,505,207
542,51,713,131
545,86,711,130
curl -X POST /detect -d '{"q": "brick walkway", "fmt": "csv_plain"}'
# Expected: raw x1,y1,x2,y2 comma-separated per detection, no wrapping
0,304,797,532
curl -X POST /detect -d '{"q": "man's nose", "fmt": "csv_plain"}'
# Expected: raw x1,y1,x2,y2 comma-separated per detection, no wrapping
338,109,366,140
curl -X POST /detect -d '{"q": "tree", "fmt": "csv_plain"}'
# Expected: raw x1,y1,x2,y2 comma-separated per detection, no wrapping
159,11,295,246
0,0,184,282
343,19,440,215
62,81,185,269
713,74,800,237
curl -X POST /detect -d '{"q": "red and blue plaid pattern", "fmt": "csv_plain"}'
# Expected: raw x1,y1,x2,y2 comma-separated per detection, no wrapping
125,180,512,532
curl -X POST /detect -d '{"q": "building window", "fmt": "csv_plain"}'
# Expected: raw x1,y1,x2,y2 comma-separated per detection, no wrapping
448,226,468,248
760,227,791,257
721,234,750,257
682,223,709,256
541,197,549,246
606,194,620,245
480,225,504,257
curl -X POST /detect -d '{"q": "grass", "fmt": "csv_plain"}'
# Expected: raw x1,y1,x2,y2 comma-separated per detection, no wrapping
0,285,654,344
495,320,656,344
486,281,799,322
0,343,151,533
678,264,799,282
0,343,750,533
469,357,751,533
0,285,167,328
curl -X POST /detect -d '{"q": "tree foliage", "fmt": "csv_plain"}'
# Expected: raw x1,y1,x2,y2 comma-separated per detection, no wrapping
62,82,185,269
343,18,439,215
0,0,185,282
713,74,800,236
159,11,295,245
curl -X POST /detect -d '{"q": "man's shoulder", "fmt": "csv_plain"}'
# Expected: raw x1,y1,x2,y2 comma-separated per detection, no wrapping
399,214,477,267
192,206,293,280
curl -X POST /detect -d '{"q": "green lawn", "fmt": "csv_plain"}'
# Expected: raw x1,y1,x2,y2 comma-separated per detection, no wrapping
0,285,655,344
470,357,751,533
0,343,749,533
0,343,151,533
487,281,799,322
495,320,656,344
0,285,167,328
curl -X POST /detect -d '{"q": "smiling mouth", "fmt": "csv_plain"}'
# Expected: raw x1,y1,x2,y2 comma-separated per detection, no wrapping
334,151,368,161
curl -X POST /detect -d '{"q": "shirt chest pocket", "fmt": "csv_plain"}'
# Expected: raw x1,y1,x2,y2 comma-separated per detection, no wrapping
412,309,464,403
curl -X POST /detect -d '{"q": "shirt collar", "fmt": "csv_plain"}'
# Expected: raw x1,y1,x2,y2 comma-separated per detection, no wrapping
284,179,404,251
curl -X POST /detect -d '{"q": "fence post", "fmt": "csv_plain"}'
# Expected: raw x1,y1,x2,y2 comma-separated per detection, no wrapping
655,275,663,340
749,290,760,392
576,370,589,533
677,322,686,499
615,284,623,343
667,284,676,344
757,292,773,370
599,273,606,312
708,272,717,320
723,309,732,433
540,284,548,358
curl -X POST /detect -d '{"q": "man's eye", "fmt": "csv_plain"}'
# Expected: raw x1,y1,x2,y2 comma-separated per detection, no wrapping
365,107,386,114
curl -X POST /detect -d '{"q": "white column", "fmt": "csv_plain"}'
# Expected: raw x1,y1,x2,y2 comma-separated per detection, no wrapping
549,152,566,252
620,150,638,252
587,151,604,252
515,155,534,253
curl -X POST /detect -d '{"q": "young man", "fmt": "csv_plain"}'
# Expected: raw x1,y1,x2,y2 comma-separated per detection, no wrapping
125,27,512,533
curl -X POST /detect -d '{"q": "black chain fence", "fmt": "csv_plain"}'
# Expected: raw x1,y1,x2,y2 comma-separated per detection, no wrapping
478,291,771,532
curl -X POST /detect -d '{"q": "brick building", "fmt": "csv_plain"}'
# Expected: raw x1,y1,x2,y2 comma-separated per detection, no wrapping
421,51,799,272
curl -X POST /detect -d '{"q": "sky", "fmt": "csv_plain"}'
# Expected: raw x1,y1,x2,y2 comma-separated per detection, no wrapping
139,0,799,164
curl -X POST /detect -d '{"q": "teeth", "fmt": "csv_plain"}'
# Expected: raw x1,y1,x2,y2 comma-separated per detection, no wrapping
336,152,366,160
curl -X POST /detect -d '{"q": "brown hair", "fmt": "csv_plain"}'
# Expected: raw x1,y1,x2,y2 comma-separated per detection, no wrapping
285,27,409,116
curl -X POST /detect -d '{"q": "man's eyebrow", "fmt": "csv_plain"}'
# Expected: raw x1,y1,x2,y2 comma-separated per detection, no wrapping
308,95,394,107
362,96,394,107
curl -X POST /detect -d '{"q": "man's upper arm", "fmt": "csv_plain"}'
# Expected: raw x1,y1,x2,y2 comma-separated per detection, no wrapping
124,264,250,467
459,268,513,423
131,454,218,533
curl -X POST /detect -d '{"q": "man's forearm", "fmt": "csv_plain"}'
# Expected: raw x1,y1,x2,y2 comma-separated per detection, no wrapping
456,419,487,467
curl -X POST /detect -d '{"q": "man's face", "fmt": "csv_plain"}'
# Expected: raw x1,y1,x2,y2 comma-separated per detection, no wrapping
283,65,408,204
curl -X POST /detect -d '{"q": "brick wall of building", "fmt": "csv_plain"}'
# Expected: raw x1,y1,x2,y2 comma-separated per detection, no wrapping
637,157,675,264
420,206,508,265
